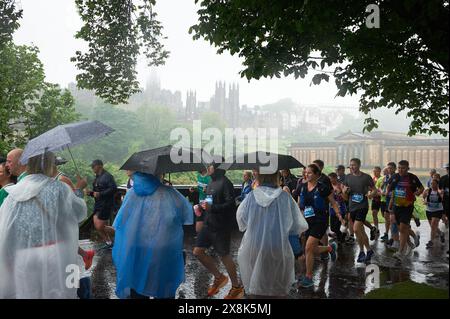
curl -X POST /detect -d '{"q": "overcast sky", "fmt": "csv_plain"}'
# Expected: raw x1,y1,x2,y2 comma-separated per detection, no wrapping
13,0,362,108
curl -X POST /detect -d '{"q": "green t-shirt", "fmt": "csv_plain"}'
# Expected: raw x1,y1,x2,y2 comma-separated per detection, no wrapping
376,175,387,203
197,173,211,201
0,187,9,207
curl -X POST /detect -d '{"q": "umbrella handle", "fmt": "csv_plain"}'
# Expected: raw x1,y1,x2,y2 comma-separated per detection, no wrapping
67,146,81,177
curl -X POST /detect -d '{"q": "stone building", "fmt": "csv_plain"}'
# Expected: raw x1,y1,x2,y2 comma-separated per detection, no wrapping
288,131,449,171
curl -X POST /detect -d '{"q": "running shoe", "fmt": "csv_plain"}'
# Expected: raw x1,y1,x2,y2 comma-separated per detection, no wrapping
320,252,330,261
329,242,338,262
380,233,389,242
83,250,95,270
391,240,400,250
207,274,229,297
386,238,394,247
426,241,434,249
393,251,405,260
440,232,445,244
414,218,421,227
224,286,244,299
357,251,366,263
298,276,314,288
345,235,355,245
365,250,375,264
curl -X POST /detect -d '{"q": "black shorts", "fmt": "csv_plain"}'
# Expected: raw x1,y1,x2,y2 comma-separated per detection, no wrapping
426,210,444,221
350,208,368,223
394,206,414,226
195,226,231,257
94,208,112,221
380,202,387,214
371,199,381,211
305,218,328,240
444,202,449,218
195,213,205,223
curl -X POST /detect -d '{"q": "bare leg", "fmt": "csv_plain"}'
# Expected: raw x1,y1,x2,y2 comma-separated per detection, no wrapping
384,212,390,236
354,220,371,251
220,255,240,287
399,223,410,254
305,237,330,278
372,209,379,230
193,247,222,278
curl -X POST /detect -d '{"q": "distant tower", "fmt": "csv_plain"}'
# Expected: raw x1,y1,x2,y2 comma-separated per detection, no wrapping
186,90,197,120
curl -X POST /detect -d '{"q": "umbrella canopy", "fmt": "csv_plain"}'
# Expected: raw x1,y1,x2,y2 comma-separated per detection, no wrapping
120,145,212,175
220,151,305,173
20,120,114,165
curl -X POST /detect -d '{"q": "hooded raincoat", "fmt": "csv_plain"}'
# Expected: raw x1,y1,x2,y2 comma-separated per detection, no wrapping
0,174,87,298
236,186,308,296
112,172,193,299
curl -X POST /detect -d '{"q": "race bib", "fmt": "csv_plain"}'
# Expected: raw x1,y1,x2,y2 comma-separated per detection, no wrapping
429,202,440,209
205,195,213,205
351,193,364,203
395,187,407,198
304,206,315,218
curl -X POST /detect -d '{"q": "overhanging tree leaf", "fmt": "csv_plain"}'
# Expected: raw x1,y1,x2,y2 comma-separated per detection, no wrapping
72,0,169,105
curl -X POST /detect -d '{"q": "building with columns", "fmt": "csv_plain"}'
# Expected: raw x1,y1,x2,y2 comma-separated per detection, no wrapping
288,131,449,171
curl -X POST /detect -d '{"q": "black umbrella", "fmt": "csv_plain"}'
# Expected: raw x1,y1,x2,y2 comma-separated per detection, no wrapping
220,151,305,173
120,145,211,175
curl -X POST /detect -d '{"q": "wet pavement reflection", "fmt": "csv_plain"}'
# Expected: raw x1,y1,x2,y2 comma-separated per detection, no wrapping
82,222,449,299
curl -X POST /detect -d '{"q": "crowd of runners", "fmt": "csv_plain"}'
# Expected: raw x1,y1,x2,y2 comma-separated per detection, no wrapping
0,148,448,299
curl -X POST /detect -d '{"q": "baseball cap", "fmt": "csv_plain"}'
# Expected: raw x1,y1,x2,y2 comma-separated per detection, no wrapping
91,159,103,167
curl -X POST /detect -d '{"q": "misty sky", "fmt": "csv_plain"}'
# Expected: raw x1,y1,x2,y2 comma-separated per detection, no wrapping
13,0,362,108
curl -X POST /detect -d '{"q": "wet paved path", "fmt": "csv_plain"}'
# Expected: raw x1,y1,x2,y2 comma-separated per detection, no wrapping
82,222,449,299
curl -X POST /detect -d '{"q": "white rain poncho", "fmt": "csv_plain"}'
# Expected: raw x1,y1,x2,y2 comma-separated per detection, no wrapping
0,174,87,299
237,186,308,296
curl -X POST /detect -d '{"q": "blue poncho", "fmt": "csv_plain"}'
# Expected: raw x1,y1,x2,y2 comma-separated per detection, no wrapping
112,172,193,299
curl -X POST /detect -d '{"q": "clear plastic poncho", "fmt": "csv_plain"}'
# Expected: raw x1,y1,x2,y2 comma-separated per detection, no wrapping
236,186,308,296
112,173,193,299
0,174,87,299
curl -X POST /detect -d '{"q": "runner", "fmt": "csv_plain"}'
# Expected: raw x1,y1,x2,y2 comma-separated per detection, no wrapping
193,161,244,299
328,172,348,243
370,166,382,239
298,164,340,288
385,162,400,250
376,167,391,242
439,163,449,255
387,160,424,260
423,179,445,249
342,158,376,263
312,160,333,260
85,159,117,247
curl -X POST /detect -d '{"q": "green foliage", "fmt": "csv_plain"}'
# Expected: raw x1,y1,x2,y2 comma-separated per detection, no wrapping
191,0,449,136
26,84,80,139
0,0,22,47
72,0,169,104
0,43,79,153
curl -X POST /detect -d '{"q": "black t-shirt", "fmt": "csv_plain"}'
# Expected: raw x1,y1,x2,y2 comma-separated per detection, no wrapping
344,173,374,212
439,174,449,206
299,181,332,219
93,170,117,211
